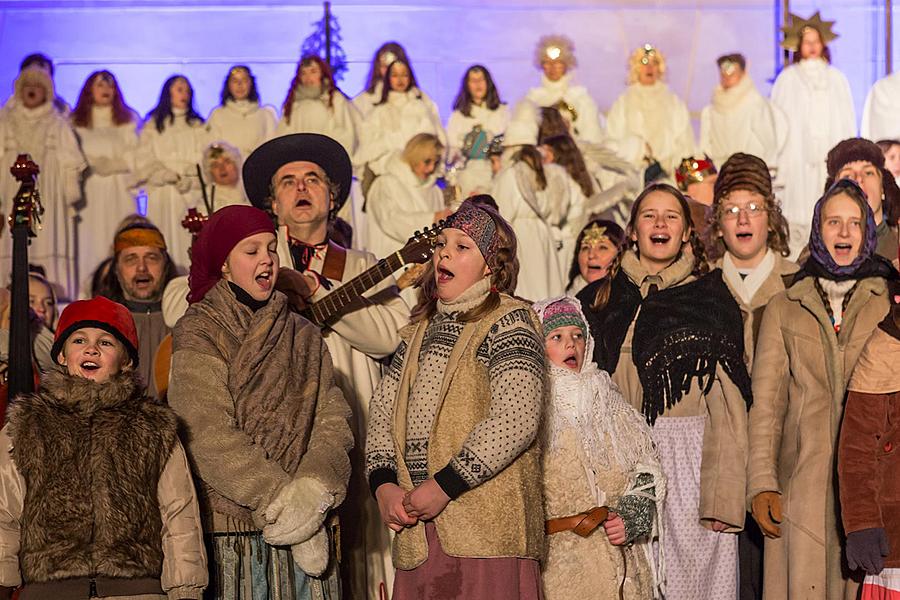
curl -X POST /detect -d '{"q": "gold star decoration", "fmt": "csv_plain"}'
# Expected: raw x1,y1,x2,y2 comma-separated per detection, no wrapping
780,11,838,52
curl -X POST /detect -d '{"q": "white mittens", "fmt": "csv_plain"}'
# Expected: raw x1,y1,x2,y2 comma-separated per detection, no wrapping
262,477,333,547
90,156,127,177
148,168,179,186
174,175,193,194
291,526,329,576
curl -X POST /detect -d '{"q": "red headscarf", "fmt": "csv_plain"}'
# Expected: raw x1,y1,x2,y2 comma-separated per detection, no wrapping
187,205,275,304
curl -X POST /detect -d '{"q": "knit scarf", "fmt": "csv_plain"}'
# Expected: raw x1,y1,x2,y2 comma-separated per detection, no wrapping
581,266,752,424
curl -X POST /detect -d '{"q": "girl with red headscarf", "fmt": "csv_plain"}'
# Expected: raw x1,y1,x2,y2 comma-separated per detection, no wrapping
168,205,353,599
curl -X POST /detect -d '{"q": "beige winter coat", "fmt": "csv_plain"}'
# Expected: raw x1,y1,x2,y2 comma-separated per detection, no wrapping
716,253,799,370
748,275,890,600
0,428,206,599
613,250,749,531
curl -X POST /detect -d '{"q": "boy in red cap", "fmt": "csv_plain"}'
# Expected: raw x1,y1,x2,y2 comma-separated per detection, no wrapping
0,296,207,600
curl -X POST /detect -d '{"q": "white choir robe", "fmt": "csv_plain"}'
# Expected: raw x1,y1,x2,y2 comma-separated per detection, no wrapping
491,159,569,302
352,81,382,120
275,91,360,158
365,152,444,261
354,89,446,175
275,226,409,600
700,74,785,168
446,103,509,197
206,99,277,160
861,71,900,141
525,73,605,144
74,106,141,295
771,59,856,255
136,111,209,270
0,101,86,299
607,81,697,174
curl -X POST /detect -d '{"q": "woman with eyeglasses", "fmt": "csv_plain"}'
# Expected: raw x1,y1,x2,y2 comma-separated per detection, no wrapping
705,153,797,370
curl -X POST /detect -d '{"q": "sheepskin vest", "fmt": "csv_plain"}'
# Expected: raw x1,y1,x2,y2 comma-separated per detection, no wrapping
392,295,545,570
7,370,177,583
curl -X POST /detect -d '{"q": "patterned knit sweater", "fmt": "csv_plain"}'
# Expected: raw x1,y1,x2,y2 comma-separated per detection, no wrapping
366,278,545,497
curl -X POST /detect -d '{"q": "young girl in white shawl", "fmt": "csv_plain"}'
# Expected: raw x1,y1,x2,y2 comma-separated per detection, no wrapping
534,295,665,600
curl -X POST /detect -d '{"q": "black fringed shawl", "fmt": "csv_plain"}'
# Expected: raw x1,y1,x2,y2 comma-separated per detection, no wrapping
577,268,753,424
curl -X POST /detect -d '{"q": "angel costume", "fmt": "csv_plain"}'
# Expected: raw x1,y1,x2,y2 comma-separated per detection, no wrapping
607,81,696,175
700,72,784,168
861,71,900,141
206,99,276,160
771,58,856,253
535,296,665,600
0,67,86,299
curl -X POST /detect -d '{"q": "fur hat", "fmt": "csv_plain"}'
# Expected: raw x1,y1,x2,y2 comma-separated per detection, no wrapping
51,296,139,367
714,152,773,201
534,35,577,70
14,66,54,107
825,138,900,224
826,138,885,178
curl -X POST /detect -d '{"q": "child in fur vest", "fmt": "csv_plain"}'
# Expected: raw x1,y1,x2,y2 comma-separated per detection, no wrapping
0,295,207,600
366,198,547,599
535,296,665,600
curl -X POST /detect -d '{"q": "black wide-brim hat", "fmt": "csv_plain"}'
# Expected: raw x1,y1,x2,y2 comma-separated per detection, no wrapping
242,133,353,213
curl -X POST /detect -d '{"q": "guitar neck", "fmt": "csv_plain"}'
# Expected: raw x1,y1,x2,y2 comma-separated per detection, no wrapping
308,251,404,325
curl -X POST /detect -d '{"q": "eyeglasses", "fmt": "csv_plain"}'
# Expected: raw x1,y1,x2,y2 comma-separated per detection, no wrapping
720,203,767,219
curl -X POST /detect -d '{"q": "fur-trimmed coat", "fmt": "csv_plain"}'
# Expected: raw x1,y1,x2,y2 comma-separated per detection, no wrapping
0,370,207,598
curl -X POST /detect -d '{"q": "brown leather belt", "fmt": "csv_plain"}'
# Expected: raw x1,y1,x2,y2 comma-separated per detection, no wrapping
545,506,610,537
21,576,164,599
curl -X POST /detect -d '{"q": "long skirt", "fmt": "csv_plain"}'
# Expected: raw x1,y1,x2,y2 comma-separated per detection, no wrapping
652,415,738,600
205,531,341,600
392,522,542,600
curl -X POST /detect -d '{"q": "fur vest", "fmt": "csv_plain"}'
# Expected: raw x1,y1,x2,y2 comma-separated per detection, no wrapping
7,370,178,583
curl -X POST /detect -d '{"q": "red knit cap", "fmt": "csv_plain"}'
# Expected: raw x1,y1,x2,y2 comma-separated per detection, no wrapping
187,205,276,304
51,296,139,367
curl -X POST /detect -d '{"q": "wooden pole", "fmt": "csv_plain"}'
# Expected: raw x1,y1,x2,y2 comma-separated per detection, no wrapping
887,0,893,76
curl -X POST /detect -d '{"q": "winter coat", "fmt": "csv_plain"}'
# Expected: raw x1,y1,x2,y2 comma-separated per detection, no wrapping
610,250,749,531
716,252,799,370
0,370,206,599
168,280,353,533
838,323,900,569
748,275,891,599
